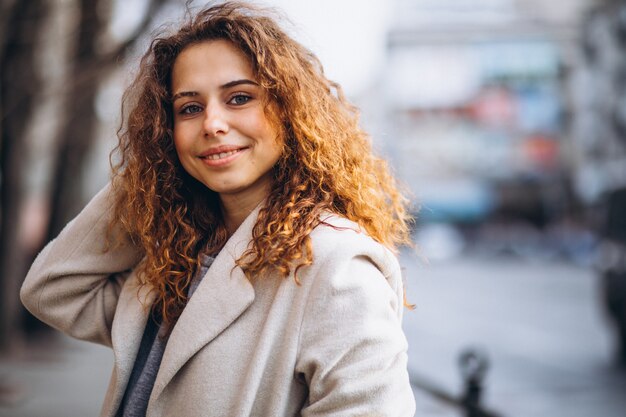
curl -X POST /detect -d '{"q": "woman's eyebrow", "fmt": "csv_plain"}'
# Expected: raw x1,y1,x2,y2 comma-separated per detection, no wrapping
172,79,259,102
220,79,259,89
172,91,198,102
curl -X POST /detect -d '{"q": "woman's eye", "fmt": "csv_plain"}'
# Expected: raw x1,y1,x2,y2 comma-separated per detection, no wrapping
229,94,252,105
180,104,202,115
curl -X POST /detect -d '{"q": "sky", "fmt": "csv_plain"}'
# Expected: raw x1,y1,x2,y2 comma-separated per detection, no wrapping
110,0,392,97
256,0,392,96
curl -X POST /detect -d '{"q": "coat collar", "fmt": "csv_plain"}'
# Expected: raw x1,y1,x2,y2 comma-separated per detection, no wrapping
151,204,257,399
108,204,259,410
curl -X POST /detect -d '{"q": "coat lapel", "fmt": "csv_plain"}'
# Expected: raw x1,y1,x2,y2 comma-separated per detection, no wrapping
105,271,157,416
150,205,258,401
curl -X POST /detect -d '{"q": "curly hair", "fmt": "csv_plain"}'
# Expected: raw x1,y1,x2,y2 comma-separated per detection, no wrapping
110,1,413,331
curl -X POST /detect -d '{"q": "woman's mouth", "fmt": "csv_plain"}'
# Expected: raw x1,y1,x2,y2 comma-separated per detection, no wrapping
199,146,248,166
204,149,240,160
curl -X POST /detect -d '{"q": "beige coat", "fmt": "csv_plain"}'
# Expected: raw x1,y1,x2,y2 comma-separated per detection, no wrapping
20,184,416,416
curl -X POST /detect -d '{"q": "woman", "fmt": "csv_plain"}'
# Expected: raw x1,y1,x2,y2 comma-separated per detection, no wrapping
20,2,416,416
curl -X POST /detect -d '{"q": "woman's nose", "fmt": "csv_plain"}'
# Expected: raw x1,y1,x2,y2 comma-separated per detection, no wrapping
202,105,229,137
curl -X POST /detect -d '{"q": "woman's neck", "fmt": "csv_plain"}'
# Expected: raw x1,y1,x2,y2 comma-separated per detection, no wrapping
219,184,270,236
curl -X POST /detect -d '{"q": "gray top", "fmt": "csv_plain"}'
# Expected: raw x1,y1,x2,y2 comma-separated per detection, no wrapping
117,254,215,417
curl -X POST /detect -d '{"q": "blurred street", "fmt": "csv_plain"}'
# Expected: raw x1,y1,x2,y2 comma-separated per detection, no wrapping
402,250,626,417
2,251,626,417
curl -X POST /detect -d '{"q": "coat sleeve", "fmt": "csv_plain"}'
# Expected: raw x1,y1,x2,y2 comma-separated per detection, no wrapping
295,253,416,417
20,183,143,347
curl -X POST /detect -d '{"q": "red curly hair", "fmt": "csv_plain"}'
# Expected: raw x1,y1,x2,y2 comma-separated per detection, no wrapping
110,1,413,330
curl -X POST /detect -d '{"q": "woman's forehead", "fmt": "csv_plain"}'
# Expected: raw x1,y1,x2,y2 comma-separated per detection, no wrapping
171,40,257,89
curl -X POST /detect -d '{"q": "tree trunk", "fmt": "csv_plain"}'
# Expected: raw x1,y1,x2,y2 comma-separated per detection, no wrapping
0,0,48,352
46,0,106,241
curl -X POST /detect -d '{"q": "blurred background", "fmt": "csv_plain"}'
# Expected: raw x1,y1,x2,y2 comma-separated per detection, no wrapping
2,0,626,416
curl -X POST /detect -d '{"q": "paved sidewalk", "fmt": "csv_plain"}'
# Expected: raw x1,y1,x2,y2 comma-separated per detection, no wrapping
0,335,112,417
401,252,626,417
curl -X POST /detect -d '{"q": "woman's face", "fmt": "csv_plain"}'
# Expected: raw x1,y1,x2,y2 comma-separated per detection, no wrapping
171,40,282,203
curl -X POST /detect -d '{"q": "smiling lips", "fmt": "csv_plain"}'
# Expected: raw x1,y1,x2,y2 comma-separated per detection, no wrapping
204,149,240,160
199,146,248,166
